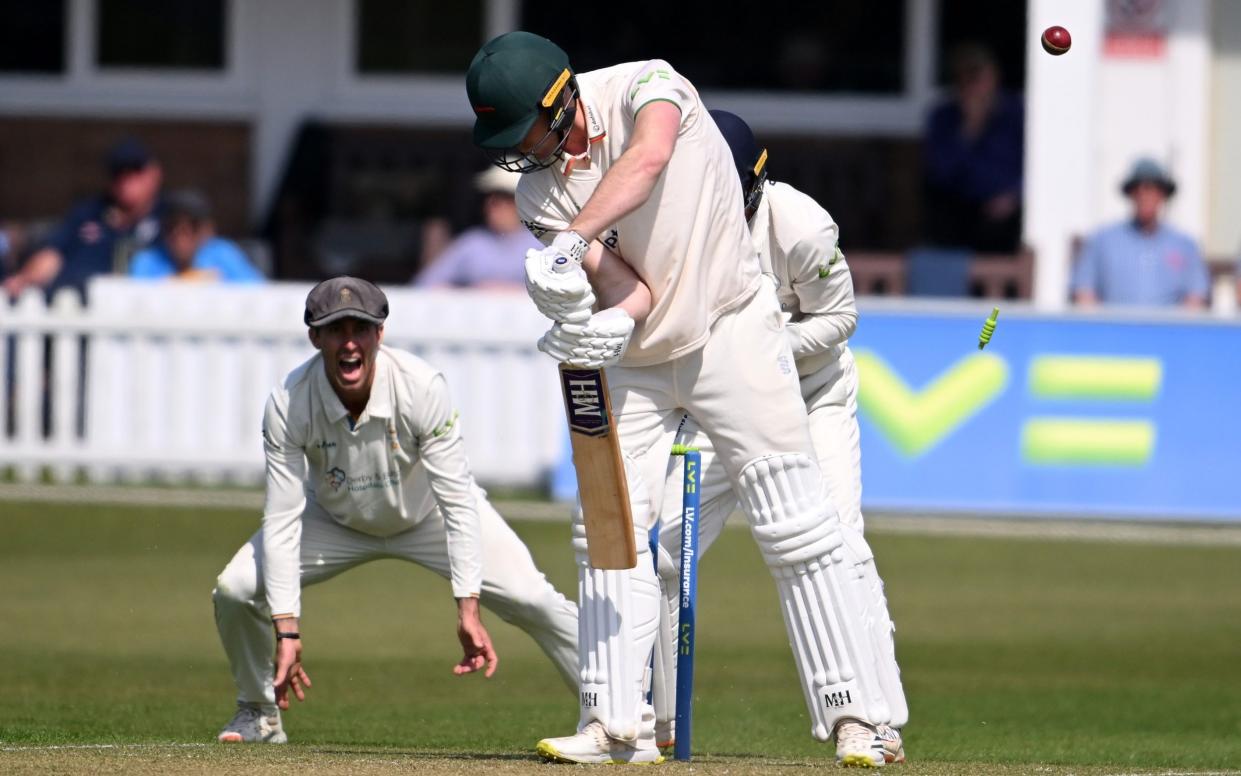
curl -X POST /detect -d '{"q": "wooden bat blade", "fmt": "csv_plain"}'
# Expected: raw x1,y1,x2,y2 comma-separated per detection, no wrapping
559,366,637,569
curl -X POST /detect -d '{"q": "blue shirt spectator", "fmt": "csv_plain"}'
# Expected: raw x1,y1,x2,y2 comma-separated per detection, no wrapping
129,189,263,284
1072,158,1208,309
3,137,163,300
923,44,1024,253
414,168,538,289
131,237,262,283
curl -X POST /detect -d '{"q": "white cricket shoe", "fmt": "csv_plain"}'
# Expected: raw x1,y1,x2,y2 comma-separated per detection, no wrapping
834,719,889,767
876,725,906,764
537,716,663,765
216,704,287,744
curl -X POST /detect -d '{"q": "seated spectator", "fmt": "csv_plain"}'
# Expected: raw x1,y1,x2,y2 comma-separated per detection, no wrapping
3,137,164,300
413,168,539,289
1072,159,1208,309
130,190,262,283
923,43,1024,253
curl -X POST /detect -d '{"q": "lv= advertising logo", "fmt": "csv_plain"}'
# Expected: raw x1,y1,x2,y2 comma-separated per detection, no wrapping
856,352,1161,466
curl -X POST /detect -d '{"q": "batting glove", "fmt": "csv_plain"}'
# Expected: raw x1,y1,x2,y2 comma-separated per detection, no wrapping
537,307,634,368
525,231,595,323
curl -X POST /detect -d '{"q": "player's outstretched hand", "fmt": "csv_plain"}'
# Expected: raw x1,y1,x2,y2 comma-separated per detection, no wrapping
453,597,498,678
272,636,312,710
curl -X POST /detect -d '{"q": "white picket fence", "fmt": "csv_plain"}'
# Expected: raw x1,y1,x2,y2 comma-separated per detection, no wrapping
0,278,566,487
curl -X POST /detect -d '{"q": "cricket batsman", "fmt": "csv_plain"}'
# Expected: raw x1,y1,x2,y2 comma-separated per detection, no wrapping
212,276,578,743
467,32,904,765
650,110,908,765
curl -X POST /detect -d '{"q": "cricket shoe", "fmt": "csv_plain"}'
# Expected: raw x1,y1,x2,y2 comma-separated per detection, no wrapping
217,703,287,744
834,719,890,767
655,719,674,749
537,708,663,765
875,725,906,764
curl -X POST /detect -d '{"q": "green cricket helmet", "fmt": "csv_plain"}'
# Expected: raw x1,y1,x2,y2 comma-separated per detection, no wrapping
466,31,579,173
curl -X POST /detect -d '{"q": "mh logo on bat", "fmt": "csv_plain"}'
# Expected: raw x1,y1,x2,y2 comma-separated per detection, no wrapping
561,369,610,437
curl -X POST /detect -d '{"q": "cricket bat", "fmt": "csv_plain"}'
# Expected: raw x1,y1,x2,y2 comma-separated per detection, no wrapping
559,365,637,569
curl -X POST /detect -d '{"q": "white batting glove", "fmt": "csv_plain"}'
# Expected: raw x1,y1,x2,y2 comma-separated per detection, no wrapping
537,308,635,368
525,231,595,323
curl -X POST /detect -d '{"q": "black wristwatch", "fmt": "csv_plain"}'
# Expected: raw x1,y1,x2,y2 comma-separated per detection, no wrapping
275,631,301,640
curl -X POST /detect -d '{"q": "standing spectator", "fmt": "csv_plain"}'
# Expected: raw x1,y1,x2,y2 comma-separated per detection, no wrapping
1072,159,1208,309
413,168,540,289
129,190,262,283
3,138,164,300
923,44,1024,253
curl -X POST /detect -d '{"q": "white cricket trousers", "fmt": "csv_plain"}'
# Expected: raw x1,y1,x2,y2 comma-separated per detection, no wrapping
572,278,821,735
213,487,579,709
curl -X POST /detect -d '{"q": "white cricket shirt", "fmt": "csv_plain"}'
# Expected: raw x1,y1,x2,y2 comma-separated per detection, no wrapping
516,59,761,366
750,181,858,382
260,345,483,617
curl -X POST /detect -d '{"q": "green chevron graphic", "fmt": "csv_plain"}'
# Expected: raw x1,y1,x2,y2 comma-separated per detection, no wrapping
1022,418,1155,465
855,351,1009,457
1029,356,1161,400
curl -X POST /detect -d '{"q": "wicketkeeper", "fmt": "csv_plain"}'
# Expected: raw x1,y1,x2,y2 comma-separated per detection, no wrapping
212,276,578,743
467,32,905,766
650,111,909,765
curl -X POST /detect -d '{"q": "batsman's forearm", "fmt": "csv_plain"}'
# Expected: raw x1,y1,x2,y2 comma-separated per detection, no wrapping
584,242,652,323
568,144,668,242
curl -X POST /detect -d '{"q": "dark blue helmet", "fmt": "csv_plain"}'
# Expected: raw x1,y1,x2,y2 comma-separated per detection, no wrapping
710,109,768,221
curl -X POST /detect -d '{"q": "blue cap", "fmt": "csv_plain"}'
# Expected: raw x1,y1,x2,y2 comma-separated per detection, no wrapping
107,137,154,176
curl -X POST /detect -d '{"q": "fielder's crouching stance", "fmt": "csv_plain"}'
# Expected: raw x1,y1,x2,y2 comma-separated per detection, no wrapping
212,276,578,743
467,31,901,766
651,112,908,766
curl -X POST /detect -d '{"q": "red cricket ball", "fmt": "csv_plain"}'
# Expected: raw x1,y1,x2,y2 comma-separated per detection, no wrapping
1042,25,1072,56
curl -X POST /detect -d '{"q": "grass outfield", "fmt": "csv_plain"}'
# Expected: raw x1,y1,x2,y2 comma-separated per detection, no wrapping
0,500,1239,774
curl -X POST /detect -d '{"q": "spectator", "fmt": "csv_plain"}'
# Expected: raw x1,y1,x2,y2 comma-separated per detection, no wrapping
3,137,164,300
130,190,262,283
923,43,1024,253
1072,159,1208,310
413,168,539,289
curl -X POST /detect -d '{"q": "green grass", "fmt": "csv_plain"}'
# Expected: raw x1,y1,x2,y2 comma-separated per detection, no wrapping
1,500,1240,774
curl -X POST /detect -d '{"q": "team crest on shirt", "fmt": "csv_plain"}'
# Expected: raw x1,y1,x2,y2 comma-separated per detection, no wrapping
325,467,347,491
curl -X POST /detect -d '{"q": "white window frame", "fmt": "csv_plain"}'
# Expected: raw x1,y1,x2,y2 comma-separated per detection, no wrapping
0,0,253,119
329,0,939,135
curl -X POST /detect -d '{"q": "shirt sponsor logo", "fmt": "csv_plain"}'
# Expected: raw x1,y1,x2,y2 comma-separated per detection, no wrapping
314,440,337,451
325,466,347,491
522,219,550,239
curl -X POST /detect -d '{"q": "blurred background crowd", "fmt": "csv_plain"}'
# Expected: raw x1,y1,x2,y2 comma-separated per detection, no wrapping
1,0,1238,311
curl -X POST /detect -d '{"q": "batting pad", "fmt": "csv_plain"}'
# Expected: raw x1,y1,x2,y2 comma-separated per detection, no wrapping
737,453,897,740
572,519,660,741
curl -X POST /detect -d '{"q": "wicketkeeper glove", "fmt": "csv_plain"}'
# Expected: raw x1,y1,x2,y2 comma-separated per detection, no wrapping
537,307,634,368
524,231,595,323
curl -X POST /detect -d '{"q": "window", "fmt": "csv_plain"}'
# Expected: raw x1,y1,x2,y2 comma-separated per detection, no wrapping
0,1,66,74
356,0,483,75
937,0,1027,90
96,0,226,70
522,1,907,94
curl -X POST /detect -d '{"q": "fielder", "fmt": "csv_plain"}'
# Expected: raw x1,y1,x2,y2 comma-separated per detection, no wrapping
467,32,904,766
650,111,908,764
212,276,578,743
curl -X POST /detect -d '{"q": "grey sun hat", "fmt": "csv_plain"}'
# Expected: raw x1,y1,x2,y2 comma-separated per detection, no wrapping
304,276,389,327
1121,158,1176,197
